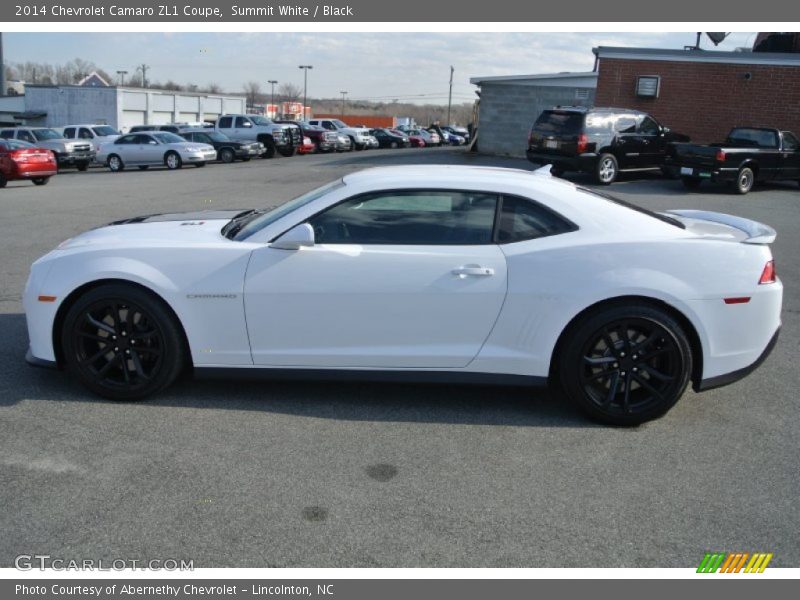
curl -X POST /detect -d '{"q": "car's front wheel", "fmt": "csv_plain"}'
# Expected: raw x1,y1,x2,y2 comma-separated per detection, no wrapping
219,148,235,163
557,304,692,426
32,177,49,186
107,154,124,172
164,151,182,170
61,283,186,400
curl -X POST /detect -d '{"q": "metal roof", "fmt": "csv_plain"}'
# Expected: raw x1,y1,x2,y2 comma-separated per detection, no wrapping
469,71,597,86
594,46,800,67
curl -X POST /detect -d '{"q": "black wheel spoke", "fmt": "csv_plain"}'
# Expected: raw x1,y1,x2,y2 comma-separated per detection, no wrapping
81,346,111,365
622,373,632,413
96,355,118,376
604,372,620,407
78,331,111,343
633,373,664,401
119,355,131,384
641,364,674,382
134,347,161,356
587,370,612,382
131,329,158,341
129,350,150,381
86,314,116,335
584,356,616,366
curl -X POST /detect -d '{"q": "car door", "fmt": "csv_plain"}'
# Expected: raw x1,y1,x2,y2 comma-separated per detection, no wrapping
780,131,800,179
232,116,253,139
636,115,666,167
614,114,645,168
244,189,508,368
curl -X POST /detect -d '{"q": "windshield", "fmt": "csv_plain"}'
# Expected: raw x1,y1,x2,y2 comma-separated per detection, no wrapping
32,129,63,141
331,119,348,128
727,128,779,148
532,111,584,135
92,126,119,136
250,116,273,126
152,132,185,144
233,179,345,240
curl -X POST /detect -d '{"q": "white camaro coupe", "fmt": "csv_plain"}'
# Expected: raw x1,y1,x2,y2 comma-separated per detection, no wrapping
23,166,782,425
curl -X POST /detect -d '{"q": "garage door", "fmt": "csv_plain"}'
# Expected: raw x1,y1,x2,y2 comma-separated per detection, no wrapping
151,111,173,125
120,110,146,132
178,112,199,123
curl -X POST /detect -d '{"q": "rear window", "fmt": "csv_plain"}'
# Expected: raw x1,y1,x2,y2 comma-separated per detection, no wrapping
532,111,584,135
578,188,685,229
727,128,779,148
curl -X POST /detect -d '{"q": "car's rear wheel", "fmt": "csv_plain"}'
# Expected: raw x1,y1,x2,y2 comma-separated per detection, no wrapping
278,146,296,157
219,148,235,163
734,167,755,194
32,177,49,186
107,154,124,172
0,174,7,188
164,151,182,170
681,176,702,189
76,162,89,172
558,304,692,426
596,154,618,185
61,283,186,401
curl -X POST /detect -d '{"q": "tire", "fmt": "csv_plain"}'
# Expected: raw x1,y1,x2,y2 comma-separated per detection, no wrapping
195,162,206,168
164,151,182,170
61,283,187,401
390,141,398,149
32,177,49,186
550,167,565,177
681,176,702,190
219,148,235,163
240,156,251,162
138,165,149,171
595,153,618,185
0,174,7,188
76,162,89,172
260,138,276,159
557,303,692,426
107,154,124,172
350,136,363,151
734,166,755,194
277,146,296,157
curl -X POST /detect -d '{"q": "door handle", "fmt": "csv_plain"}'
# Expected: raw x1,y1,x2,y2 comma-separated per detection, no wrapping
452,266,494,277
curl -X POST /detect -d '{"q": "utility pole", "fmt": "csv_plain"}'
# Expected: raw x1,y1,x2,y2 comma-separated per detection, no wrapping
446,65,454,126
116,70,128,86
340,91,348,119
268,80,277,117
0,33,5,98
139,64,149,88
298,65,312,120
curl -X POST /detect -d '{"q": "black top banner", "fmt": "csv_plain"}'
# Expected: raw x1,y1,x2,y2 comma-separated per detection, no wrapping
2,0,799,22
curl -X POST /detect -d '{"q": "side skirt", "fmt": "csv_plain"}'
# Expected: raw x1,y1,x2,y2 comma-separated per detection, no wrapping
194,366,548,388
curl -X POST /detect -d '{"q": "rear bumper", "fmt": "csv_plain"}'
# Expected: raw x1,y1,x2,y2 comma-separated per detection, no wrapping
695,326,780,391
670,164,739,183
526,151,597,171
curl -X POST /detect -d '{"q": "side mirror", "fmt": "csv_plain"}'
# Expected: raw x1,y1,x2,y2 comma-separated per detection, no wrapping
662,126,670,135
270,223,315,250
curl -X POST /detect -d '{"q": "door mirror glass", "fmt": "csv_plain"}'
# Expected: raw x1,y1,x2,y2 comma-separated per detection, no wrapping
270,223,315,250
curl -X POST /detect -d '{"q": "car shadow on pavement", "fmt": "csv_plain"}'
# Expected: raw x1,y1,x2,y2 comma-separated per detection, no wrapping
0,312,595,428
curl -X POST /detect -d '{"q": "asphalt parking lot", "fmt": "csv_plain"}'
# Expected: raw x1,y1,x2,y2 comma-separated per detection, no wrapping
1,148,798,568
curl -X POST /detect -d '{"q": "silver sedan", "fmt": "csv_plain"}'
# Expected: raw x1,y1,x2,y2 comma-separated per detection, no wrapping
96,131,217,172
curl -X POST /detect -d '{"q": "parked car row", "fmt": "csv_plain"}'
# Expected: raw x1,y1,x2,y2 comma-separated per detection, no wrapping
526,105,800,194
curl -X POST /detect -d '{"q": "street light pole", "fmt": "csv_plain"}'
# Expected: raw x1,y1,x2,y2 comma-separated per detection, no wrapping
116,70,128,86
446,65,454,126
340,91,348,119
298,65,313,120
268,80,277,117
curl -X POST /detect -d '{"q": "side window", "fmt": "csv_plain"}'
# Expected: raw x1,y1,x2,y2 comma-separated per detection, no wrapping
235,117,251,128
638,116,660,136
497,195,576,244
783,132,798,151
79,127,94,139
0,130,15,139
17,130,35,143
63,127,75,138
218,116,233,129
322,121,334,130
308,190,498,245
615,117,637,134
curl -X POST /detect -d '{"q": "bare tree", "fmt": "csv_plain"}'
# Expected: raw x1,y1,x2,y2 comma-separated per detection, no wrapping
278,82,302,103
205,82,222,94
243,81,262,110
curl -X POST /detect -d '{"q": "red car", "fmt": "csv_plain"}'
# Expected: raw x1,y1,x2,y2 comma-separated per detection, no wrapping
0,139,57,187
389,128,425,148
297,136,316,155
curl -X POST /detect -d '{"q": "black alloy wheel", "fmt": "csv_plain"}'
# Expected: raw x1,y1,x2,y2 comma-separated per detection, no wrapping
62,284,186,400
559,305,692,425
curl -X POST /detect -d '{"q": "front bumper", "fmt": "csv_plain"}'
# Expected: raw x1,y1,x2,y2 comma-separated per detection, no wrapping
235,146,262,158
56,151,95,165
26,347,58,369
184,150,218,163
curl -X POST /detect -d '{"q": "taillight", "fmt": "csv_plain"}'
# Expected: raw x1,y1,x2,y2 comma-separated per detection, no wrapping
759,260,776,284
715,149,726,162
577,133,589,154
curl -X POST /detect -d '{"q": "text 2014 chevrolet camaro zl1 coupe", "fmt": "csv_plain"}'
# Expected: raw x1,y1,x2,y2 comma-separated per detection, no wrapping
23,166,782,425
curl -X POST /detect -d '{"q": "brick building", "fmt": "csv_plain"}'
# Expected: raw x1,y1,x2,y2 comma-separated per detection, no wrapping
594,46,800,143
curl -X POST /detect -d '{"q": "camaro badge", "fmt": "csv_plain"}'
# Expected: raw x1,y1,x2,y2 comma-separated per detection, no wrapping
186,294,238,299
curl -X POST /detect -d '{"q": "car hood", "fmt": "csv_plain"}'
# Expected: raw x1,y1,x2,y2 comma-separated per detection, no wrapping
56,210,254,250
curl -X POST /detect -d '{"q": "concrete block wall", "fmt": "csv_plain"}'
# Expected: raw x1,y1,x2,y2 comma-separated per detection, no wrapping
477,83,596,157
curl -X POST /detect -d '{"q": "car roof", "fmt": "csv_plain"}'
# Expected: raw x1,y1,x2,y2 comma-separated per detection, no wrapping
343,165,556,188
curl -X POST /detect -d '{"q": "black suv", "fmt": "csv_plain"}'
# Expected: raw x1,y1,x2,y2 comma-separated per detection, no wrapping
526,107,688,184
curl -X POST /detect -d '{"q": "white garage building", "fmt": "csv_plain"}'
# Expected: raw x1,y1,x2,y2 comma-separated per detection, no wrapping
15,85,247,132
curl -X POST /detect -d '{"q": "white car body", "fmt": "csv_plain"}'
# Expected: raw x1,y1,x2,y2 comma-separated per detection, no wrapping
95,131,217,169
307,119,372,149
61,124,121,154
24,166,782,422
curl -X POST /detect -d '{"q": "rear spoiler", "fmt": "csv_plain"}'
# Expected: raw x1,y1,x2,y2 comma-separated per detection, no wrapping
665,209,776,244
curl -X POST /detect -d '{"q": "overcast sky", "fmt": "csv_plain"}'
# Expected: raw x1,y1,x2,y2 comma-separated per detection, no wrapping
5,32,757,103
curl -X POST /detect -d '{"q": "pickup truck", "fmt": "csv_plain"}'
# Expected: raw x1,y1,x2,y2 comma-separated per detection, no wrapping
214,114,300,158
669,127,800,194
306,118,372,151
0,127,95,171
